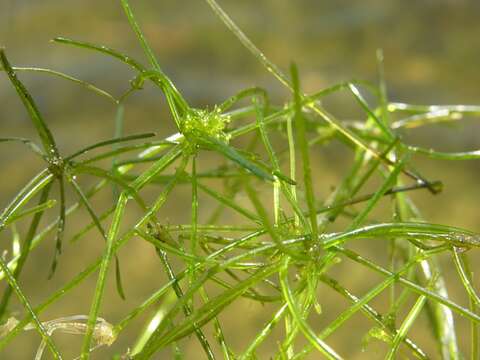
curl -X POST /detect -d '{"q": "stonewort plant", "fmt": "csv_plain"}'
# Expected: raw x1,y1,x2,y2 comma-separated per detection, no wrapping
1,0,480,359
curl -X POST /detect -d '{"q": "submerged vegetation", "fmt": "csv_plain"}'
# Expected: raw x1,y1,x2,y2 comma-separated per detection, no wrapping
1,0,480,358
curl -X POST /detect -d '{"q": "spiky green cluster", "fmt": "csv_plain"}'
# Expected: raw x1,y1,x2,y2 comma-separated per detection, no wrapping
181,107,231,144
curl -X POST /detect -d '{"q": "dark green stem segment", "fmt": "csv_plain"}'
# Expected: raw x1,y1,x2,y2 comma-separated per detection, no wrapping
0,49,59,158
0,184,52,319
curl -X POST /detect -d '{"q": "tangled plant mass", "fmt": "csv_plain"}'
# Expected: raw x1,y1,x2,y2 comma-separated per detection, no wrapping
1,0,480,359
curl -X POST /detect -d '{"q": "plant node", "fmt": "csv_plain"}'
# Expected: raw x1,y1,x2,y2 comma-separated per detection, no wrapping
181,107,231,150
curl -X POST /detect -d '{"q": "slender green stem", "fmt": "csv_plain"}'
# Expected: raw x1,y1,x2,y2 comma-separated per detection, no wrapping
319,275,427,359
0,184,52,319
80,193,128,359
452,249,480,306
5,66,117,102
337,247,480,323
291,64,316,241
279,257,342,360
461,253,479,360
0,257,62,359
0,49,59,157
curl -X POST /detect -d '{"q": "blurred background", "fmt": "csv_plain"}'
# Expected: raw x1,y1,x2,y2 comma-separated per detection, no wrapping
1,0,479,358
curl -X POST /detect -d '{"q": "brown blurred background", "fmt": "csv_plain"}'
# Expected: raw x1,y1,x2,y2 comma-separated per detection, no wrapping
1,0,480,358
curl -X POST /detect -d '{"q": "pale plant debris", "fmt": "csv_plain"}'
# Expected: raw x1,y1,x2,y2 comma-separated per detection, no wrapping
0,315,115,359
